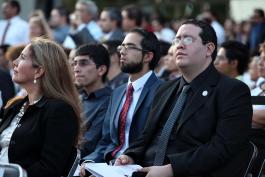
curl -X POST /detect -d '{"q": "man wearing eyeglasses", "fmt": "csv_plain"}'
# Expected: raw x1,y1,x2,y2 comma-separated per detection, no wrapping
73,44,112,158
79,28,163,176
115,20,252,177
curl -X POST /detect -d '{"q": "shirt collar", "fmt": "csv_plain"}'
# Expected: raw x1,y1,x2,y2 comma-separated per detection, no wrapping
81,86,111,100
179,63,214,93
9,16,20,23
128,71,153,92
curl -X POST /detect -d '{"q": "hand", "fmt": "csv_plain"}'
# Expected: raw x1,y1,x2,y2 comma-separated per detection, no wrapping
138,164,173,177
80,163,87,177
114,155,134,166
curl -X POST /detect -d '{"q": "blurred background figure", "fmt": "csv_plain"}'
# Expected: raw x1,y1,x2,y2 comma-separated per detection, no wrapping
49,6,70,44
63,0,103,49
99,7,124,42
248,55,261,89
0,0,29,45
0,67,15,109
0,44,10,72
199,9,225,46
154,40,170,79
162,45,181,81
29,10,53,40
214,40,249,82
5,44,27,96
224,18,236,41
152,15,175,43
248,8,265,54
121,4,143,33
235,20,251,45
102,40,128,89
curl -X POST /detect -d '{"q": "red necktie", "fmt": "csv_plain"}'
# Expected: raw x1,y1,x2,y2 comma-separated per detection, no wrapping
112,83,134,157
1,21,10,45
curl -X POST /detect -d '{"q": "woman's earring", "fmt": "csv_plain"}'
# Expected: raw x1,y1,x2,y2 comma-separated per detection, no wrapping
33,78,37,84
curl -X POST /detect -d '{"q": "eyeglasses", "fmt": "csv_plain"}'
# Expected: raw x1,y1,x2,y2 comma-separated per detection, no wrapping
72,59,96,67
172,36,195,46
117,44,149,53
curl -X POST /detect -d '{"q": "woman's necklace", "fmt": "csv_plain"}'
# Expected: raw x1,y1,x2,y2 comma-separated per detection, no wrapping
15,96,42,126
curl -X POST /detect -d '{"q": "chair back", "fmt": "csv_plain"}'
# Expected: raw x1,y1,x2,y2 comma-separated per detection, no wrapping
244,141,258,177
0,162,27,177
63,147,80,177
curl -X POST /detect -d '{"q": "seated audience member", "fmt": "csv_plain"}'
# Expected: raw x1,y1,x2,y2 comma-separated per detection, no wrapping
152,15,175,43
248,55,260,89
154,40,171,79
80,28,163,177
102,40,128,89
29,14,53,40
0,44,10,71
250,41,265,176
162,45,181,81
121,4,143,32
0,67,15,109
0,0,29,45
63,0,103,49
214,40,249,82
0,38,81,177
115,20,252,177
5,45,27,96
73,43,112,157
49,6,70,44
99,7,125,42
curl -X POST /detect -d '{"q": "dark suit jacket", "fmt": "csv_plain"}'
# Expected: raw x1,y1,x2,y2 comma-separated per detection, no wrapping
0,97,78,177
125,65,253,177
83,72,163,162
108,28,125,41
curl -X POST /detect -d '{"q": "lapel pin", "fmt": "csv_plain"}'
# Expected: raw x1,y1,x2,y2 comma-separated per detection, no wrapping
202,90,208,96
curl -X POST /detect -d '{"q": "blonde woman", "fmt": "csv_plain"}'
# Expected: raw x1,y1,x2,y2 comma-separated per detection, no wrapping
0,38,81,177
29,15,53,40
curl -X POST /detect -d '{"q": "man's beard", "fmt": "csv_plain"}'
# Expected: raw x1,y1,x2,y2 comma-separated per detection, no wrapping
121,60,144,74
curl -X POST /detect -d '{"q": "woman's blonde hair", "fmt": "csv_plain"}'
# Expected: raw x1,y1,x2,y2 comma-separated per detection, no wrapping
29,38,82,144
29,15,53,40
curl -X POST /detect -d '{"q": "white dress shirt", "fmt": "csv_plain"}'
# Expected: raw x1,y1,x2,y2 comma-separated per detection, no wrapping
0,16,29,45
114,71,153,157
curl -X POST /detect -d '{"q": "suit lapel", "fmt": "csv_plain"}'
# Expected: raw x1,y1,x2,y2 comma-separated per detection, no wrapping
154,80,180,121
177,65,220,132
133,73,155,113
111,85,126,138
177,86,213,131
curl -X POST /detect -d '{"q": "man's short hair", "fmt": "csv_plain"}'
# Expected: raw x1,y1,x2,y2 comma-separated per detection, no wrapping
103,40,122,56
104,7,122,28
130,28,160,70
220,41,249,75
77,0,98,19
6,0,20,14
53,6,70,24
182,19,217,60
75,44,110,82
254,8,265,18
122,4,143,26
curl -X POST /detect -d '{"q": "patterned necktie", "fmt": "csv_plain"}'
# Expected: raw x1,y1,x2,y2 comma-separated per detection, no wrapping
153,84,191,165
1,21,10,45
112,83,134,157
